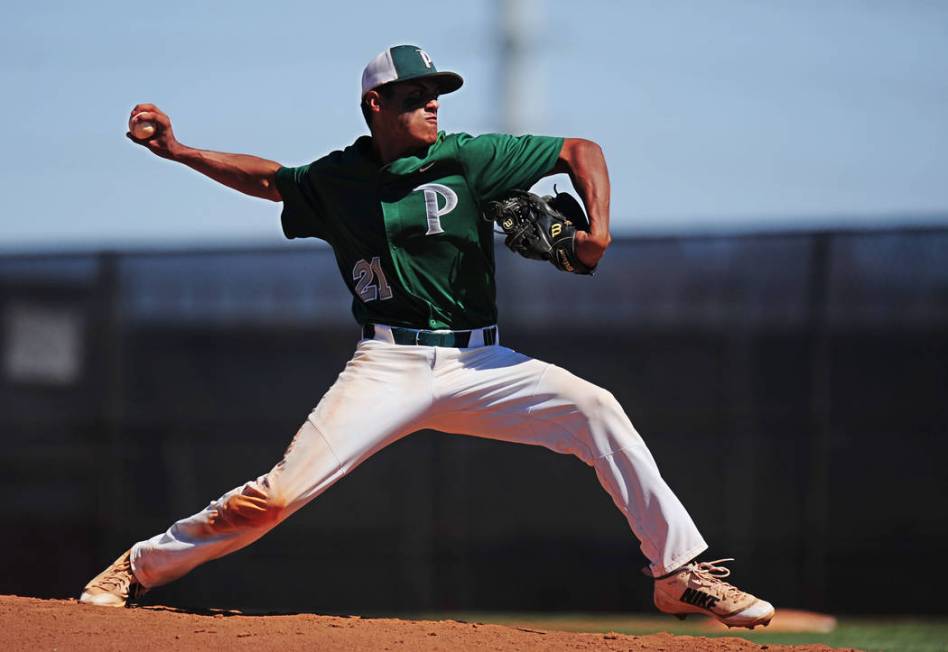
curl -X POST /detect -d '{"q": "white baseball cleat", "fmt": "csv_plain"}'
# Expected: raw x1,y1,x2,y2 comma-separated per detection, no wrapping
79,549,147,607
653,558,775,629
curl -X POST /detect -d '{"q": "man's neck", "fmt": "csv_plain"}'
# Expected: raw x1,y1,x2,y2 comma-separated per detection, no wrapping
371,134,431,165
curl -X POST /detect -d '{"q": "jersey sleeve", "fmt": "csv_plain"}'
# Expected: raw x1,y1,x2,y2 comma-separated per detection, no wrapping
274,164,329,240
456,133,564,202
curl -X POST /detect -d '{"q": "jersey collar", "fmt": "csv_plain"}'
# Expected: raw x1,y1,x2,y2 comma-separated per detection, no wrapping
356,131,446,178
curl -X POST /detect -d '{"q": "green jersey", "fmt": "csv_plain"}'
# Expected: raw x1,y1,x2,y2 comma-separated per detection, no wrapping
275,131,563,330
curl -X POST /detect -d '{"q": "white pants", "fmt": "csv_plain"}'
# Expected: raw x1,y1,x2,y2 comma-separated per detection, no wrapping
131,336,707,588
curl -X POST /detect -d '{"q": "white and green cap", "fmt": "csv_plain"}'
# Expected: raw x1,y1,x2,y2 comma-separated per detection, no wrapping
361,45,463,97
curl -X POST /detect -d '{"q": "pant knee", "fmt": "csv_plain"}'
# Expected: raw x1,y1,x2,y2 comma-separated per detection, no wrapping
207,483,286,533
573,385,641,457
575,384,621,423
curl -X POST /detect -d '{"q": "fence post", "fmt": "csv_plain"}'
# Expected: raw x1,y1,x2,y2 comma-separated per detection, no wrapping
803,233,833,609
97,252,129,552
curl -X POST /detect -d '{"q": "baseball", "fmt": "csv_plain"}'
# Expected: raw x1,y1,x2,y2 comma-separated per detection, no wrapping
130,118,157,140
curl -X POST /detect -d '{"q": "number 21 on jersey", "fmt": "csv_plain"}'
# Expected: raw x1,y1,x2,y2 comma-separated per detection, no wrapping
352,256,393,302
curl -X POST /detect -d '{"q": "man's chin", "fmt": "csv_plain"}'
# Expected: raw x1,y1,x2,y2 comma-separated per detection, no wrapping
402,127,438,152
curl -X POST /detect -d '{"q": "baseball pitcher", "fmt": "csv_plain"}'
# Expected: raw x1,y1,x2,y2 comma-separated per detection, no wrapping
80,45,774,629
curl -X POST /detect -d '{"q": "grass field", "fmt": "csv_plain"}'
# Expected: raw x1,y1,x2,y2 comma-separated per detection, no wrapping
411,613,948,652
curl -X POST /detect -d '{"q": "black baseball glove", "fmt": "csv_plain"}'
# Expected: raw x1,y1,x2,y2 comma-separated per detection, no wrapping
483,189,595,274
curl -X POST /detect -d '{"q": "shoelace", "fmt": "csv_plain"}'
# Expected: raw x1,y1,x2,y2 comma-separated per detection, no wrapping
687,558,747,601
89,560,133,594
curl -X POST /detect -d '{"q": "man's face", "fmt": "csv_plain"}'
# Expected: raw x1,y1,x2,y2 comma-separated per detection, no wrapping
370,79,441,149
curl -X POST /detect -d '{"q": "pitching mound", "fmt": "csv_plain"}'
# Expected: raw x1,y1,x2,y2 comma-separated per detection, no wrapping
0,595,846,651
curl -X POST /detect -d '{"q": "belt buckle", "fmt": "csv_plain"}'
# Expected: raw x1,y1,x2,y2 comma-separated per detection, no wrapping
415,330,423,346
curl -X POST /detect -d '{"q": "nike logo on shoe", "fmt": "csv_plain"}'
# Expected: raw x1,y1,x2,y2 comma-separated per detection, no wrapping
680,587,720,610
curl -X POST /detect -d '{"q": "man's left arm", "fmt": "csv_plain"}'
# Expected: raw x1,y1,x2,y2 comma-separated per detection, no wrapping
553,138,612,268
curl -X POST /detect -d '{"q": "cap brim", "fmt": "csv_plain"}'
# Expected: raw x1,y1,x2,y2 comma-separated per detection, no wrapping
375,71,464,96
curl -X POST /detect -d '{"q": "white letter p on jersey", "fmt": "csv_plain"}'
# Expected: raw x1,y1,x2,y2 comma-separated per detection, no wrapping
414,183,458,235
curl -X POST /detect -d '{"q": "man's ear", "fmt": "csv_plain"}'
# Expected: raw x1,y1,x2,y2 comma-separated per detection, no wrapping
364,90,383,114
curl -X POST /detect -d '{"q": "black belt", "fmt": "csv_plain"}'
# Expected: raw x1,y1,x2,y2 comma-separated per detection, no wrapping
362,324,497,348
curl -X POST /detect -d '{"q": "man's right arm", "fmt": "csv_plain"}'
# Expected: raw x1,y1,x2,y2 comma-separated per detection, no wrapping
128,103,283,202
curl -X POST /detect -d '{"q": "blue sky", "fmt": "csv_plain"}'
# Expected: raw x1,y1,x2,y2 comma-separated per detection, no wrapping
1,0,946,250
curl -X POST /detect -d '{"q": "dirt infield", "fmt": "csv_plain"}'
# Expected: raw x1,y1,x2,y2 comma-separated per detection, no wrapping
0,595,853,651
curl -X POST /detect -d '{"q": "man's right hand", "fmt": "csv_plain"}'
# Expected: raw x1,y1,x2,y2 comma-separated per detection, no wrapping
128,103,182,160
